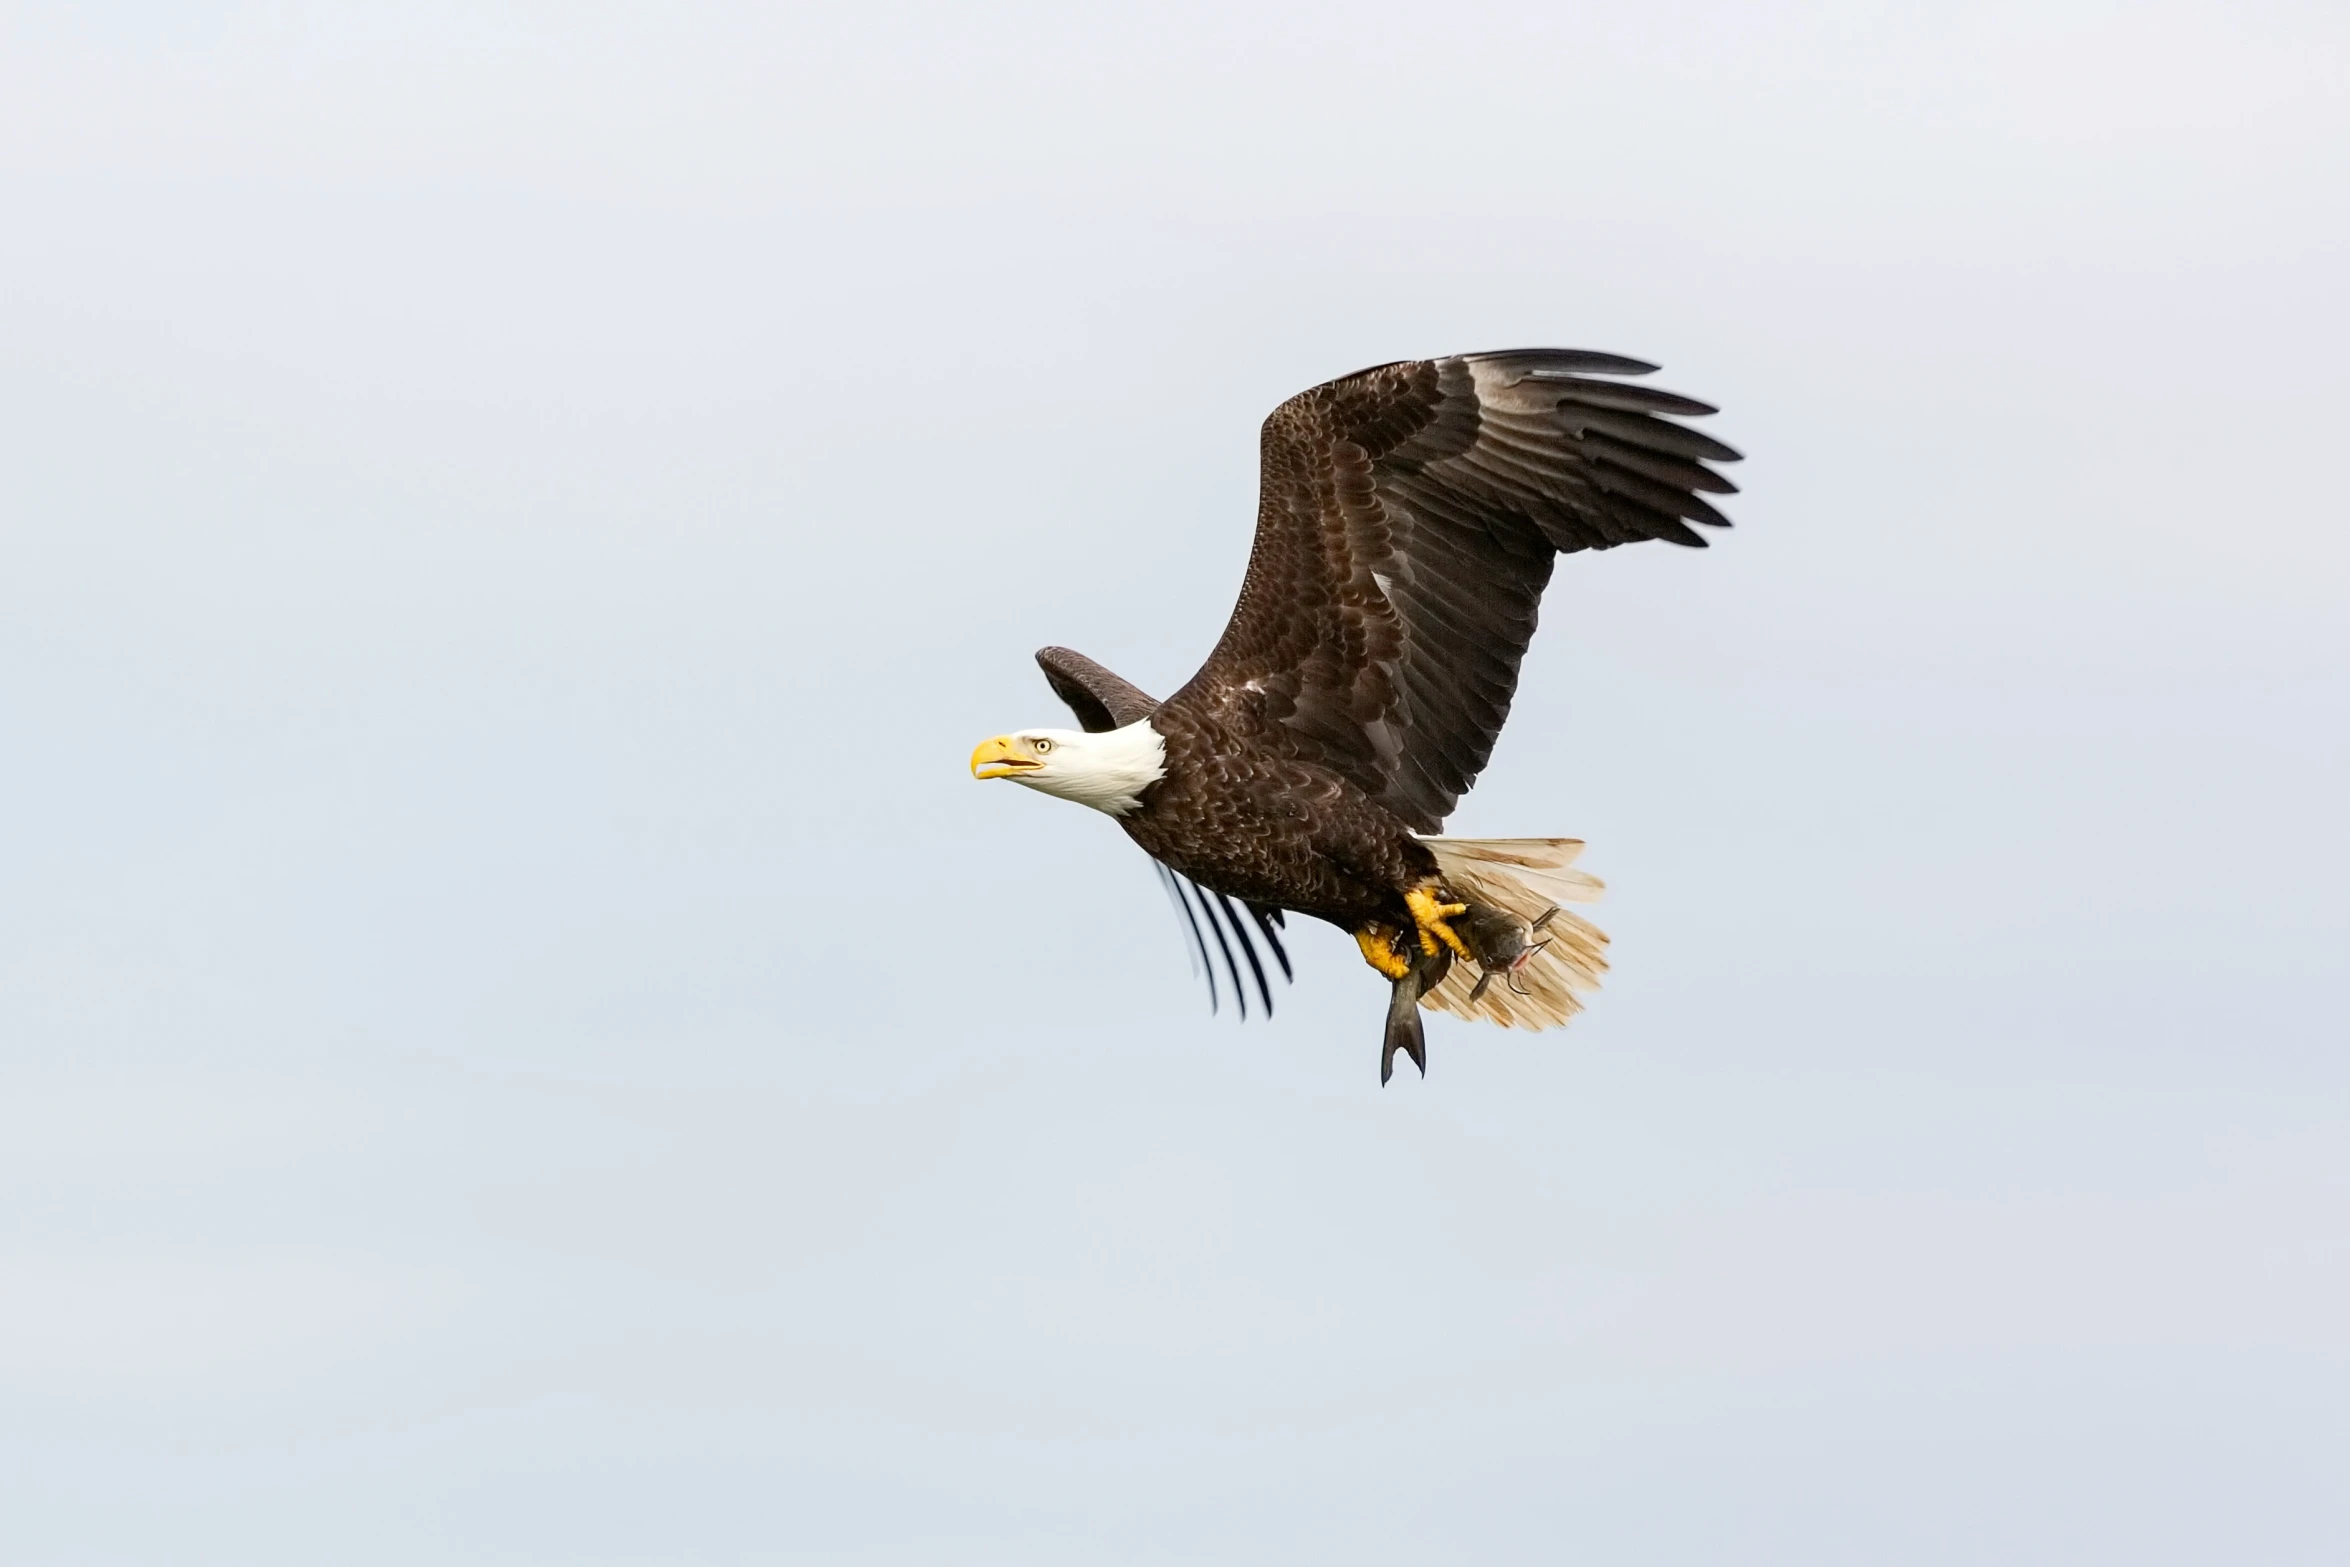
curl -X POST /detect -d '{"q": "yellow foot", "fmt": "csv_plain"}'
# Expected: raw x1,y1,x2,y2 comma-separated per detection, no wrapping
1404,884,1473,960
1354,924,1412,981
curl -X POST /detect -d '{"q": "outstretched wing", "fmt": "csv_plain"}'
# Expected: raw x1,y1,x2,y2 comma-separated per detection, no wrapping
1034,646,1292,1018
1166,350,1740,832
1035,645,1158,734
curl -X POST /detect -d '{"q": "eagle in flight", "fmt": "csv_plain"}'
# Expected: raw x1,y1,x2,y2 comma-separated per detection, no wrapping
970,350,1739,1082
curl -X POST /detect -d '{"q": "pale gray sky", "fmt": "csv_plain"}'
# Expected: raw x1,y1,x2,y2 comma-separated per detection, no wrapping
3,3,2346,1562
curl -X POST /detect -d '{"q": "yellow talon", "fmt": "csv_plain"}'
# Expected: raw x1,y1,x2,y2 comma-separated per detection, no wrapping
1404,885,1473,960
1354,925,1412,981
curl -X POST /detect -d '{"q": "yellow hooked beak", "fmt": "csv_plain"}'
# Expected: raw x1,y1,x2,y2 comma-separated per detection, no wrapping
970,735,1041,780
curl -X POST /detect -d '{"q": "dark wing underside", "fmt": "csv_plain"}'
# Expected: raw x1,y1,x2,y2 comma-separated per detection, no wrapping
1035,647,1291,1017
1153,864,1291,1019
1167,350,1741,832
1036,645,1158,733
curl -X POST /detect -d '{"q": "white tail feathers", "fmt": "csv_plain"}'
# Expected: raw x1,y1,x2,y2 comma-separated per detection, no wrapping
1417,836,1609,1031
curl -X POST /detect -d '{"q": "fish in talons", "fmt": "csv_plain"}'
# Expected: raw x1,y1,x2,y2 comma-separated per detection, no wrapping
1383,899,1561,1085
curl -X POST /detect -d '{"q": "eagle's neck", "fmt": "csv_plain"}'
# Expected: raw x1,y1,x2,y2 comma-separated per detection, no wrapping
1026,719,1167,817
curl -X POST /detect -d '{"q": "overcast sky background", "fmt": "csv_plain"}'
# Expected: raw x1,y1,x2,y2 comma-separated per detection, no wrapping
3,2,2347,1562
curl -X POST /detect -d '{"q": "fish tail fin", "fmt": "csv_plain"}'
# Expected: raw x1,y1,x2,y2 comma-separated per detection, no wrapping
1416,836,1610,1031
1381,970,1428,1085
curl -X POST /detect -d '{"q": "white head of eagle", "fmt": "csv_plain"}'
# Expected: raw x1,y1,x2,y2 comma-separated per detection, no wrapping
969,719,1168,817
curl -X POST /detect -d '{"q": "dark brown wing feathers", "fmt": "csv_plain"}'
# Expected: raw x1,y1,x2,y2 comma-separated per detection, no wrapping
1036,645,1159,733
1166,349,1739,832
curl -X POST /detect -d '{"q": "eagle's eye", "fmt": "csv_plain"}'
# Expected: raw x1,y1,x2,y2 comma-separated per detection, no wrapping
1034,738,1054,754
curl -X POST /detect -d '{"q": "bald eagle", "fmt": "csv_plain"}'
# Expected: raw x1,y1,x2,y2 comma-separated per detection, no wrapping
971,350,1739,1082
